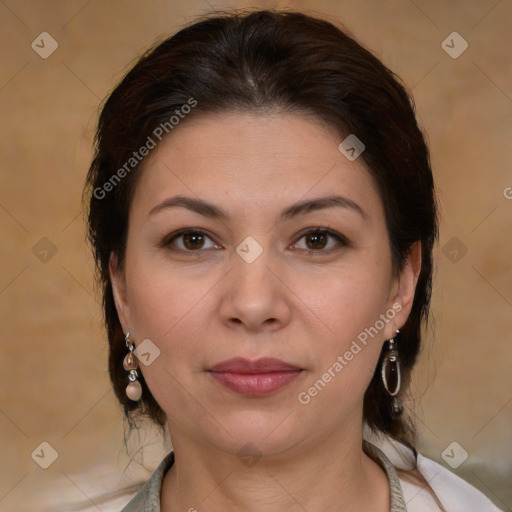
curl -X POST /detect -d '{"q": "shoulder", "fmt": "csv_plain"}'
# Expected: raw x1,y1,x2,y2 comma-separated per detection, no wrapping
364,429,505,512
405,452,504,512
121,451,175,512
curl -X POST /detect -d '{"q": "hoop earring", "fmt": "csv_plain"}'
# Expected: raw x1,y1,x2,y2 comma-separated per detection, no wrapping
124,332,142,401
381,329,401,396
381,329,403,416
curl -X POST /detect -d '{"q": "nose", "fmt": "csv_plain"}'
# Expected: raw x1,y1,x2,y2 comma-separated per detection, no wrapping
219,248,292,333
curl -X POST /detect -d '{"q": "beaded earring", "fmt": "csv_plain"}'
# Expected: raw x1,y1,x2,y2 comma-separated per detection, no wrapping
124,332,142,401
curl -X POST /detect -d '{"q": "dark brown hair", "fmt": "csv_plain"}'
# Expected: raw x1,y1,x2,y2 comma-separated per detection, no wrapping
84,9,438,450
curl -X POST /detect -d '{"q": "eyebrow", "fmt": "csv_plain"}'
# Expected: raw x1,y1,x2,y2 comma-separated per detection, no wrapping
148,194,367,222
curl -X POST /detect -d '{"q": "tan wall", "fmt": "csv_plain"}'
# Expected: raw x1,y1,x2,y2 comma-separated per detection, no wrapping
1,1,511,510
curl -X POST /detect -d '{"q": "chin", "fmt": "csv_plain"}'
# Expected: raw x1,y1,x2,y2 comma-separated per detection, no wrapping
207,409,307,459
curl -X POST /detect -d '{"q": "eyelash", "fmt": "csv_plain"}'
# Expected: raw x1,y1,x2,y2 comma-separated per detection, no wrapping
161,228,349,254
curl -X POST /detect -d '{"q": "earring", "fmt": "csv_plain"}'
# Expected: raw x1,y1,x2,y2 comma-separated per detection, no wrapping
381,329,403,416
124,332,142,401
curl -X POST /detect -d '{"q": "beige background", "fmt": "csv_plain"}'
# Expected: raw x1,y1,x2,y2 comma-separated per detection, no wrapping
1,0,511,510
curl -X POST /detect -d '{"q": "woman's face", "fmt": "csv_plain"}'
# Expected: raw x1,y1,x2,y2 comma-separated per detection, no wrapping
111,112,419,457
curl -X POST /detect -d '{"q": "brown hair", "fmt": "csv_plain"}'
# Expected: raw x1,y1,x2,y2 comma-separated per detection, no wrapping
84,9,438,450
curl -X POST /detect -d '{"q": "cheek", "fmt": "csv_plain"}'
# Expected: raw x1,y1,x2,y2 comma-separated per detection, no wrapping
295,287,388,416
291,260,393,392
293,258,393,342
126,266,212,348
124,266,213,416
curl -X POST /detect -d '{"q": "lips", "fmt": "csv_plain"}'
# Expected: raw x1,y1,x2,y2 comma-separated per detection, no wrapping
208,357,304,397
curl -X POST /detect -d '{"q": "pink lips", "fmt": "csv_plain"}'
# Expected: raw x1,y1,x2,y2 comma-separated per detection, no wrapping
208,357,303,397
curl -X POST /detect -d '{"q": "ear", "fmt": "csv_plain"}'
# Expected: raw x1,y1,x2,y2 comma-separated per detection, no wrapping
384,241,422,339
109,252,131,333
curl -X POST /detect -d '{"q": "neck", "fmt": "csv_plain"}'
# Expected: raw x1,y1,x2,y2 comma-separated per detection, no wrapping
161,425,390,512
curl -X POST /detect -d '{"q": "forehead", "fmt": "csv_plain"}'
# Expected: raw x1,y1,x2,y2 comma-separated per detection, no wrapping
131,112,383,221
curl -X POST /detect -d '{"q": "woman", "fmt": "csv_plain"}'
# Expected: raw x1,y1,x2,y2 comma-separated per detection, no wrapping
84,9,504,512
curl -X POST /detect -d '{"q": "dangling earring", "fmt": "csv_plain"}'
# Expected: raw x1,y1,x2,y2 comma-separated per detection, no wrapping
381,329,402,416
124,332,142,401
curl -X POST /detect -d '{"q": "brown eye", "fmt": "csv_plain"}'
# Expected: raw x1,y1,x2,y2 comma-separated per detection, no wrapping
305,231,329,250
182,232,206,250
292,229,348,252
164,229,220,252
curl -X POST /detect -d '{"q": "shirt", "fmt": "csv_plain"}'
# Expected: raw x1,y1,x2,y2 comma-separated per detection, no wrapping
120,434,505,511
